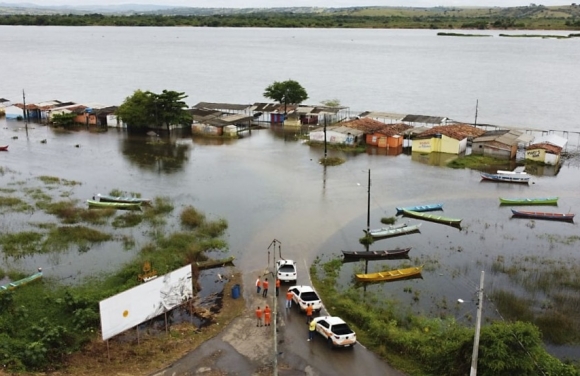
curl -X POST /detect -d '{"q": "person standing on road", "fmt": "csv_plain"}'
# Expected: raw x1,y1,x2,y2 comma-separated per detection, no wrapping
256,306,263,327
275,278,280,297
262,278,269,298
256,276,261,294
286,289,293,309
305,303,313,324
308,319,316,341
264,305,271,326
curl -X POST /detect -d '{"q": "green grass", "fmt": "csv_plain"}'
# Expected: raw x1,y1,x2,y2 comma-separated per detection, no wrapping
180,206,205,228
0,231,44,258
42,225,112,252
112,212,144,228
0,196,33,212
447,154,517,170
319,157,346,166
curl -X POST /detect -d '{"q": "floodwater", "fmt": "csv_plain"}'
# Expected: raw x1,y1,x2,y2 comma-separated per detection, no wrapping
1,118,580,360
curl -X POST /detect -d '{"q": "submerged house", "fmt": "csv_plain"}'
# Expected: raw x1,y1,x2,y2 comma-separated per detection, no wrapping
471,129,533,160
309,125,364,146
411,124,485,155
525,134,568,165
342,118,412,148
190,107,253,136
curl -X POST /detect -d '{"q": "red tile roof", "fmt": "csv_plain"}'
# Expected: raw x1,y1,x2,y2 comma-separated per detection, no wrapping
343,118,413,136
527,142,562,154
417,124,485,140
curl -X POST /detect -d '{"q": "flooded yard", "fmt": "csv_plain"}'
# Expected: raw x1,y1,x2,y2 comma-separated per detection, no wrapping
1,119,580,360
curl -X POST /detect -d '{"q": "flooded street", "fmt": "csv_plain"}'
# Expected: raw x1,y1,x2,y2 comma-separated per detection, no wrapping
2,118,580,360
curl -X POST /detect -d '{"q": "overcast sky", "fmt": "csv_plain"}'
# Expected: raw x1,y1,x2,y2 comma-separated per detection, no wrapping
26,1,571,8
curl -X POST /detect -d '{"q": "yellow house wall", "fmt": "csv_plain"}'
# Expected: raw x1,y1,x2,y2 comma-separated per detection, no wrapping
440,135,460,154
412,138,433,153
525,148,545,163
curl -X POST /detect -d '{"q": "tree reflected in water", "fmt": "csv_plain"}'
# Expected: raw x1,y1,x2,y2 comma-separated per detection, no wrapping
121,134,190,173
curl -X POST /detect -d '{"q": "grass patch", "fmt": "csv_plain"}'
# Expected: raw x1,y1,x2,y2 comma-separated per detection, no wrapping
0,195,33,212
37,175,61,184
42,225,112,252
447,154,517,170
0,231,44,258
0,188,17,193
380,216,396,225
197,218,228,238
180,206,205,228
438,32,492,37
319,157,345,166
359,233,375,246
306,140,366,153
112,212,143,228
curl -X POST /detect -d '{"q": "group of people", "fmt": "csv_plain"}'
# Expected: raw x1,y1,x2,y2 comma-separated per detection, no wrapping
255,305,271,327
255,275,281,298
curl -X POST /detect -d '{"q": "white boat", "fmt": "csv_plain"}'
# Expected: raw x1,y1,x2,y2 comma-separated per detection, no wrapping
364,223,422,238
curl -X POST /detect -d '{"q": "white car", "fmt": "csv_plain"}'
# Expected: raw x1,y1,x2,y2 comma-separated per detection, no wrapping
276,259,297,282
312,316,357,348
288,285,322,313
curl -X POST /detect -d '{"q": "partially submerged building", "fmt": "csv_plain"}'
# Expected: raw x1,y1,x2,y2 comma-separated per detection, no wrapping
471,129,533,159
411,124,485,154
525,134,568,165
309,125,364,146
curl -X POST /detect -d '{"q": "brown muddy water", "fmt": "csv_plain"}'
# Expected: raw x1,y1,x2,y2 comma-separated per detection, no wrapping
1,119,580,360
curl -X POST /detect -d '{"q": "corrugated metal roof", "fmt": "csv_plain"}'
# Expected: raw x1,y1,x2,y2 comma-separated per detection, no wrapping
221,114,253,123
531,134,567,148
402,114,446,124
193,102,252,111
252,103,282,112
359,111,406,121
311,125,364,136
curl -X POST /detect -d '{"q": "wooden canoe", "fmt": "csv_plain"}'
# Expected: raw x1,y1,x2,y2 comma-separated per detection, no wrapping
342,248,411,261
97,193,151,204
511,209,574,222
195,256,235,270
364,223,421,238
499,197,558,205
401,209,462,226
396,203,443,215
1,270,43,291
480,172,530,184
356,265,423,282
87,199,141,210
0,145,8,151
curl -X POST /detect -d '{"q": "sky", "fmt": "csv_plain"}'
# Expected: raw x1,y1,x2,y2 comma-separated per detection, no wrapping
20,0,572,8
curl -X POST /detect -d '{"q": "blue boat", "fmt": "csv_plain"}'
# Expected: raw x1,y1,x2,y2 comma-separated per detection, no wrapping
396,203,443,215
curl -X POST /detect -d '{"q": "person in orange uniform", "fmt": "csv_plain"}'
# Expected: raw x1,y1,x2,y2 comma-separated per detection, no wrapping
256,306,263,327
262,278,269,298
305,303,313,324
275,278,281,297
285,289,293,309
264,305,271,326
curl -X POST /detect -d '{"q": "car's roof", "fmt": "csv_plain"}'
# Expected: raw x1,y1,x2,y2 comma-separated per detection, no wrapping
277,259,295,265
289,285,315,293
315,316,346,325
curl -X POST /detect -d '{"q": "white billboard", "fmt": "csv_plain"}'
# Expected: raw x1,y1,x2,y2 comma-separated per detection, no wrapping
99,265,193,341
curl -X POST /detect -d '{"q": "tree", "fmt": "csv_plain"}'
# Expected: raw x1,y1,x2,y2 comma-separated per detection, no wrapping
116,89,192,131
50,112,77,127
263,79,308,115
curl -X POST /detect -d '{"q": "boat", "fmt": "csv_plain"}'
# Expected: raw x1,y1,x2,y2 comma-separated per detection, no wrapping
87,199,141,210
480,172,530,184
499,197,558,206
356,265,423,282
396,203,443,215
97,193,151,204
0,145,8,151
364,223,421,238
195,256,235,270
342,248,411,261
401,209,462,226
511,209,574,222
1,269,43,291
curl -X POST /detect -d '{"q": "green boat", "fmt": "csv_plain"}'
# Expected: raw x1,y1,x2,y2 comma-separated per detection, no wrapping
499,197,558,206
402,209,462,226
87,199,141,210
1,269,43,291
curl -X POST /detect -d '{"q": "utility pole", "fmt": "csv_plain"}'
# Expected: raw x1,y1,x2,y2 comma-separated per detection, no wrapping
22,89,28,132
268,239,281,376
470,271,485,376
474,99,479,127
323,115,327,160
365,169,371,274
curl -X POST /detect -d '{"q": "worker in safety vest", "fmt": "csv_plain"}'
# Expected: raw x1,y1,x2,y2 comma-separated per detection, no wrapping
264,305,271,326
262,278,269,298
285,290,293,309
256,306,263,327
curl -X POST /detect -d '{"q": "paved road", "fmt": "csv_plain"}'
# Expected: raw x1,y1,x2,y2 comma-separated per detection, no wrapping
152,271,406,376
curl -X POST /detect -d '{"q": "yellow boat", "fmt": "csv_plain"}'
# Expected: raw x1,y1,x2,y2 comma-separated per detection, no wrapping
355,265,423,282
